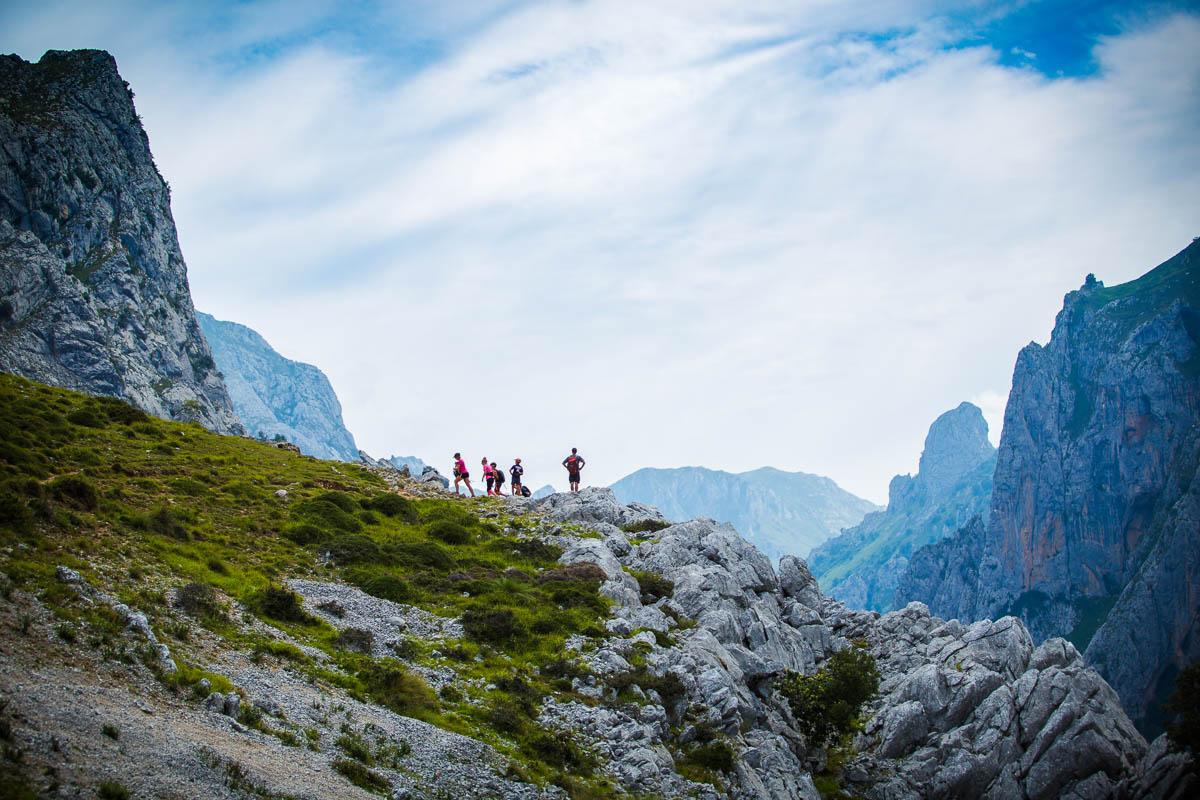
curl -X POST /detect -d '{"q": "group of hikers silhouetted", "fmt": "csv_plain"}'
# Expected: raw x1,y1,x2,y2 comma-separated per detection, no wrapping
450,449,585,498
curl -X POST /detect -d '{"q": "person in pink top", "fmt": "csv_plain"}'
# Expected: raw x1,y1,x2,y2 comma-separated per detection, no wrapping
452,452,473,496
482,457,495,495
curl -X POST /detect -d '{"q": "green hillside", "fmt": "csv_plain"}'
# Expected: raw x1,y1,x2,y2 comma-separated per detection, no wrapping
0,372,661,797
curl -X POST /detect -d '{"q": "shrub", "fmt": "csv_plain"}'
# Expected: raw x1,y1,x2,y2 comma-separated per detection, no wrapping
66,407,105,428
0,491,33,531
93,396,147,425
538,563,606,584
547,581,608,614
426,520,471,545
682,740,736,773
607,667,686,708
253,586,313,624
778,647,880,747
364,493,417,522
621,518,671,534
174,582,223,618
495,538,562,562
314,490,358,513
336,731,374,764
323,535,381,565
283,523,328,546
357,574,413,604
334,627,374,654
420,504,475,527
332,758,390,793
631,570,674,603
389,541,454,571
49,475,98,510
1166,661,1200,772
294,499,361,533
360,661,438,718
462,607,526,647
524,731,594,773
97,781,130,800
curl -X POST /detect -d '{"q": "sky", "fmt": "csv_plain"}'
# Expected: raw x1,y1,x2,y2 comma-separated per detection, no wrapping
3,0,1198,503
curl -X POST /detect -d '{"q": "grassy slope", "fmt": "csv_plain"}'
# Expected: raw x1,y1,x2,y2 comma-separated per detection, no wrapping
0,372,660,798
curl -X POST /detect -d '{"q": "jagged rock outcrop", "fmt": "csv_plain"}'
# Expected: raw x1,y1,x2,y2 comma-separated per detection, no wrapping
610,466,878,559
0,50,240,433
530,487,1164,799
897,241,1200,733
196,312,357,460
810,403,995,611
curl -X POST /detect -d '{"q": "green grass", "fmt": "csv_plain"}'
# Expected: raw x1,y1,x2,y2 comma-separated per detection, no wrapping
0,373,628,796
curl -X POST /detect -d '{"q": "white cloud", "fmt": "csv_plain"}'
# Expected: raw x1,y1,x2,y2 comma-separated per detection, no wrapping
2,2,1198,504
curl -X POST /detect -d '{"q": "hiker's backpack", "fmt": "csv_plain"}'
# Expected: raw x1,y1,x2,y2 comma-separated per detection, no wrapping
521,485,531,497
496,470,505,485
567,455,579,470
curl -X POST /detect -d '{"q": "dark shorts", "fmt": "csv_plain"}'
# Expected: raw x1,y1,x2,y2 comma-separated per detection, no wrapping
568,470,581,483
511,476,522,486
457,472,469,480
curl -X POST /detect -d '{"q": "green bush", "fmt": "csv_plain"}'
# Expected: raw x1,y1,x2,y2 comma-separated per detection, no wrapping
323,535,381,565
294,499,361,533
97,781,131,800
426,520,471,545
314,490,358,513
332,758,390,793
92,396,147,425
364,493,417,522
0,490,33,531
174,582,223,618
146,506,189,539
388,541,454,571
621,518,671,534
607,667,686,707
49,475,99,510
283,523,328,546
360,660,438,718
682,740,736,773
334,627,374,654
778,647,880,747
462,607,526,647
631,570,674,603
420,504,475,527
253,586,313,624
66,407,105,428
357,574,413,603
524,731,594,773
1166,661,1200,772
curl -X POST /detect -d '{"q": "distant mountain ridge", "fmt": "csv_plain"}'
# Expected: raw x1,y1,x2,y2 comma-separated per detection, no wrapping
197,313,357,461
809,402,996,612
610,466,878,559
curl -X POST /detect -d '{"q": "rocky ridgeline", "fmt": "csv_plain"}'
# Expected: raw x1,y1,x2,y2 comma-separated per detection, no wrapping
497,487,1190,799
0,51,242,433
897,242,1200,732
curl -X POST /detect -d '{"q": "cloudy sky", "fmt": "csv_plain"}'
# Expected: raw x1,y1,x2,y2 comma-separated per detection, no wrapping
4,0,1198,502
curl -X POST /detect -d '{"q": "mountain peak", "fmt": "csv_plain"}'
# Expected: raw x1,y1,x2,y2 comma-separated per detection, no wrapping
917,401,995,495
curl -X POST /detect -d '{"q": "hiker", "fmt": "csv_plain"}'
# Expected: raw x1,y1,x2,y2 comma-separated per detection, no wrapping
562,448,585,492
510,458,524,496
492,461,505,496
482,457,495,495
452,452,474,497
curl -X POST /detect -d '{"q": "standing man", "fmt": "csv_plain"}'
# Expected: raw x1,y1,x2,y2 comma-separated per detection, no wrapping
562,448,585,493
510,458,524,496
452,453,474,497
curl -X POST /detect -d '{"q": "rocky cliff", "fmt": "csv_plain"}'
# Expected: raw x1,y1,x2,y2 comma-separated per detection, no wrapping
0,50,240,433
610,466,878,560
809,402,995,612
898,241,1200,733
196,312,358,461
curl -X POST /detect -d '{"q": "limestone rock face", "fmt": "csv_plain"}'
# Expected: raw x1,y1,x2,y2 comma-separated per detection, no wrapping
196,312,357,460
897,242,1200,732
536,488,1159,799
0,51,240,434
810,402,995,612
